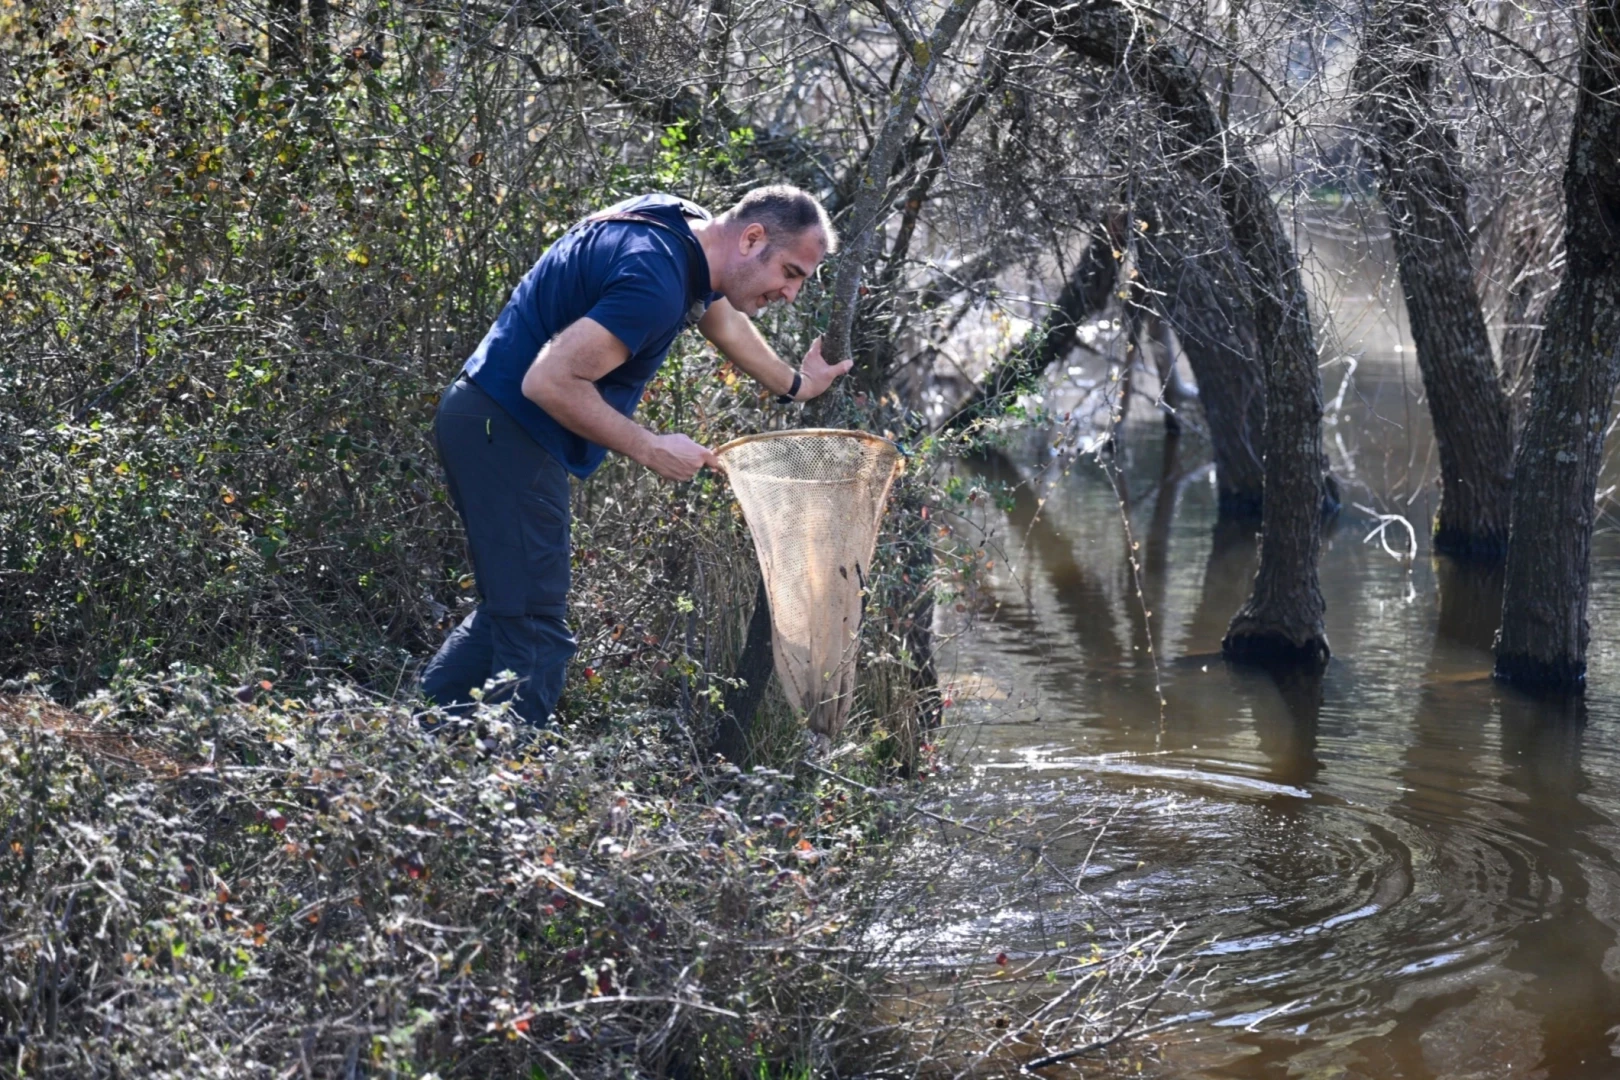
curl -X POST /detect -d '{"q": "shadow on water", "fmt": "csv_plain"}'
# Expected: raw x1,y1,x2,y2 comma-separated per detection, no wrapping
938,367,1620,1078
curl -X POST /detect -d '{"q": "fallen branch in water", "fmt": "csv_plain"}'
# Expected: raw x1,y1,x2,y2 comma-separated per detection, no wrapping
1354,503,1419,563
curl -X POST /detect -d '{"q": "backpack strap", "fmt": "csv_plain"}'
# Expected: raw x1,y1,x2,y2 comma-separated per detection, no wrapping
586,210,687,230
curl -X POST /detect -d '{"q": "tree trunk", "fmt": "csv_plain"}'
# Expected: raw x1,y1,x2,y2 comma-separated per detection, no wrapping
1494,0,1620,690
1353,0,1514,559
885,21,1040,281
822,0,983,369
1010,0,1330,668
941,224,1116,431
1135,203,1267,515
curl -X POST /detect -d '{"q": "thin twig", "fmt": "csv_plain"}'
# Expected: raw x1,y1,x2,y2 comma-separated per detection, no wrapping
1021,964,1180,1071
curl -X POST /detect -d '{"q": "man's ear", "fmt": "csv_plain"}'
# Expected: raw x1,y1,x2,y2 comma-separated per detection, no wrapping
739,222,767,256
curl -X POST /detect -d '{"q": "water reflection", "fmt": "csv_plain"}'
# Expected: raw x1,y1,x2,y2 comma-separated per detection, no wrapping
1495,694,1620,1077
1182,515,1259,658
938,365,1620,1077
1249,670,1322,795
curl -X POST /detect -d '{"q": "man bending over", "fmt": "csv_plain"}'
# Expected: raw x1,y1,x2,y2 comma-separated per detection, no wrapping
422,185,848,726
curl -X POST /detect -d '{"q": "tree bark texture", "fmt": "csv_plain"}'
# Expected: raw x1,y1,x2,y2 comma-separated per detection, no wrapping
1134,201,1267,514
1353,0,1514,559
822,0,982,368
1494,0,1620,690
1013,0,1329,666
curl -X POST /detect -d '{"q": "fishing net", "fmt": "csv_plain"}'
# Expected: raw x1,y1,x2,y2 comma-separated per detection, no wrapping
716,430,904,738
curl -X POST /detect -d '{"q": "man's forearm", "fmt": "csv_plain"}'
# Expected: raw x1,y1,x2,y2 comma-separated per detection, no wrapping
724,339,796,397
518,316,714,481
703,308,797,396
529,374,657,464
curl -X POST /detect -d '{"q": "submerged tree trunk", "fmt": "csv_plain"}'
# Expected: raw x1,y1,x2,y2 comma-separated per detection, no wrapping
1354,0,1514,559
1494,0,1620,690
1013,0,1330,668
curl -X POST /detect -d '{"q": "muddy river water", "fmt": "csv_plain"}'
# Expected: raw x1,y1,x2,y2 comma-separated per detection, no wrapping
935,359,1620,1077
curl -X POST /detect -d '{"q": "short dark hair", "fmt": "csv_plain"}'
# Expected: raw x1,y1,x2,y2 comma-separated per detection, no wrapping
724,185,839,254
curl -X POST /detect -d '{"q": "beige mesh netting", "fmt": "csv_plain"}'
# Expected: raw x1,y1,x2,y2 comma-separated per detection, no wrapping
716,430,904,739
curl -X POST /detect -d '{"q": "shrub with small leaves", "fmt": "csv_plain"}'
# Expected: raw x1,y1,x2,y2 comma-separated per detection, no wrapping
0,671,917,1077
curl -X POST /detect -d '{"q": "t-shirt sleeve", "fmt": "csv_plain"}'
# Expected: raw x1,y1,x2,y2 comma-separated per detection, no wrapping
585,246,687,358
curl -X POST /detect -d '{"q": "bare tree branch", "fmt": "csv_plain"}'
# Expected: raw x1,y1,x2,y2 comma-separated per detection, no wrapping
823,0,985,368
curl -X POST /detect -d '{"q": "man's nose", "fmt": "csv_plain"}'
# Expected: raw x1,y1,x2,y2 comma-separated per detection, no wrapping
782,279,802,304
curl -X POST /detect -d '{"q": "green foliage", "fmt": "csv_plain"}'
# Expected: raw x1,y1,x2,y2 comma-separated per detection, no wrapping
0,1,845,706
1,0,528,687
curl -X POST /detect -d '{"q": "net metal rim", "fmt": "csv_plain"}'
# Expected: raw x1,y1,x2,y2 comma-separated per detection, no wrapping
714,428,901,459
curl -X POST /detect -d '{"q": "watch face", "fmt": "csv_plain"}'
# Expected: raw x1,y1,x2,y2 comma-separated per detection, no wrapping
685,299,706,328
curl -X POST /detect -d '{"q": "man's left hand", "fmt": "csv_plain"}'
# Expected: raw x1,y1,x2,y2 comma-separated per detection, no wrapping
794,337,853,401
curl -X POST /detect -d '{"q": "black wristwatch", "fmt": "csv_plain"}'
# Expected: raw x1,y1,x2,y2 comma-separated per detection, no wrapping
776,371,802,404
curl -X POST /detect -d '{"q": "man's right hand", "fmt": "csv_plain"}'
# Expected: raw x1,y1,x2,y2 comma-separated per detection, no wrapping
636,432,718,481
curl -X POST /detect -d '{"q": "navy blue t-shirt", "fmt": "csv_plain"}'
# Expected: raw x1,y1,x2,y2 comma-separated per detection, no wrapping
461,193,721,477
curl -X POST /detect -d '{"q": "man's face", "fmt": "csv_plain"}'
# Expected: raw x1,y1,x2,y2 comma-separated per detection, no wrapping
726,224,826,317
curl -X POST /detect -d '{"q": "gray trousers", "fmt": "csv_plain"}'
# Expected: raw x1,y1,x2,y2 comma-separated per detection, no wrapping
420,377,577,726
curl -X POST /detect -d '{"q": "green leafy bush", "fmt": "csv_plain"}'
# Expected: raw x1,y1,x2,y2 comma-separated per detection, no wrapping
3,0,936,728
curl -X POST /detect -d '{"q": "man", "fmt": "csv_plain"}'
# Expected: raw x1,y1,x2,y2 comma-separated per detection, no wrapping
421,185,849,726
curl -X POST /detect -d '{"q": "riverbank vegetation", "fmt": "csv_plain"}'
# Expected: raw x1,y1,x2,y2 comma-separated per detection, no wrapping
0,676,1183,1077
